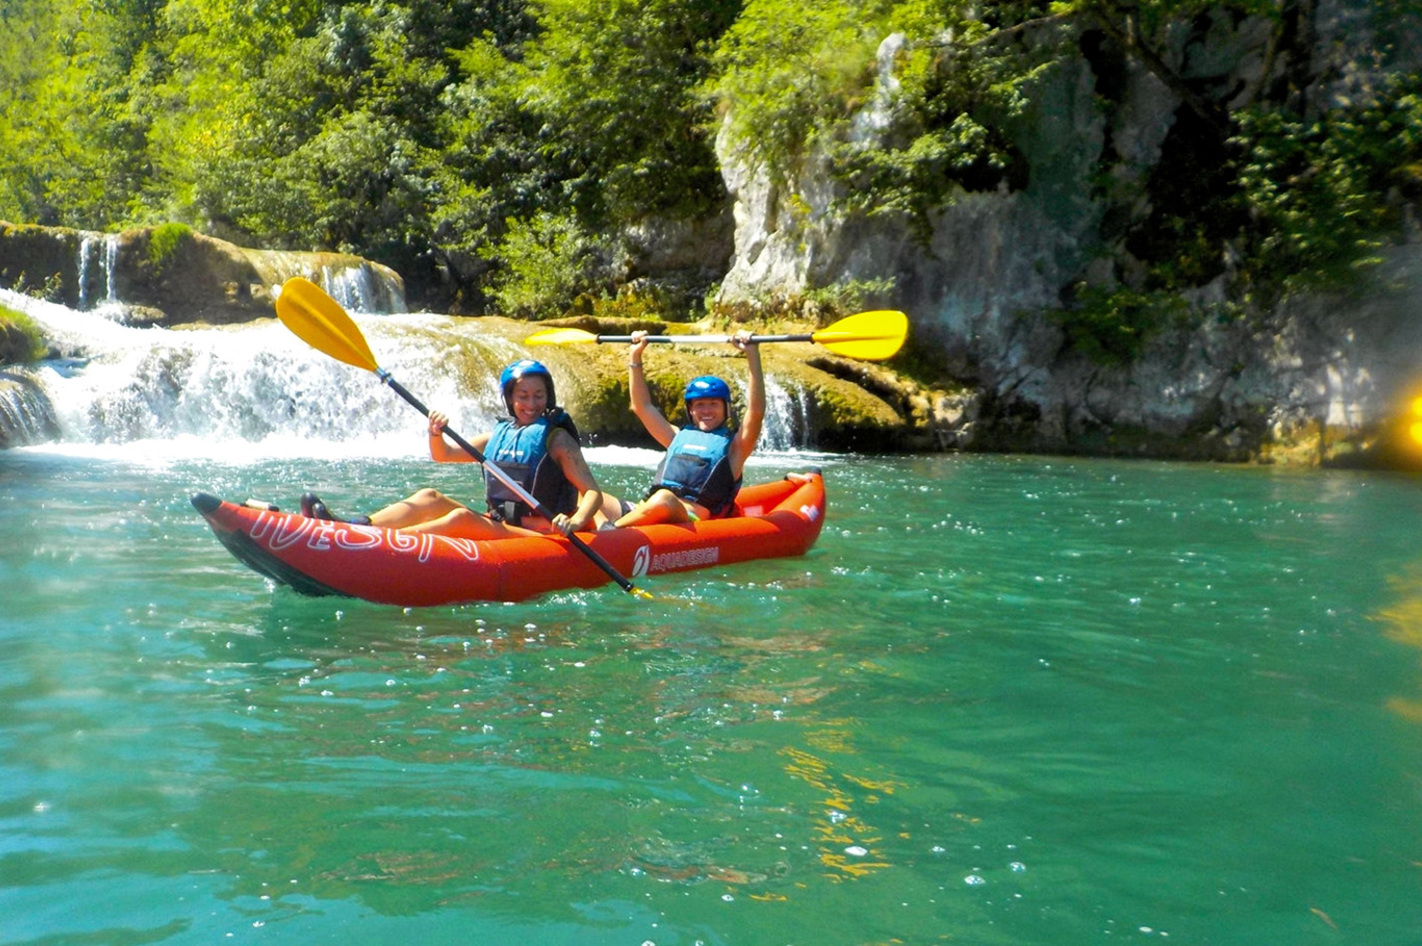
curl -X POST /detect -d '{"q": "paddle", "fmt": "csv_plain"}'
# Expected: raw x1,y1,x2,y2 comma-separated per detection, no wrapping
273,276,652,600
524,309,909,361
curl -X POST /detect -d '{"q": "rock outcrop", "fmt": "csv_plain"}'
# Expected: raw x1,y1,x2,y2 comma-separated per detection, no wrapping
711,1,1422,466
0,368,59,449
0,223,405,324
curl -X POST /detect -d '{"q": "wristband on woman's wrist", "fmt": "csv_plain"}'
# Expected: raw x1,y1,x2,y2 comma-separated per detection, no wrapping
629,362,643,368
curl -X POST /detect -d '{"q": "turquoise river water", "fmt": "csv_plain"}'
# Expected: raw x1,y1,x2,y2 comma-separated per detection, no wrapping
3,445,1422,945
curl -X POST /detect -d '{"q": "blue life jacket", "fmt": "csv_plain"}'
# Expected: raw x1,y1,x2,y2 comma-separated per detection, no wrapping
483,411,580,525
649,426,740,518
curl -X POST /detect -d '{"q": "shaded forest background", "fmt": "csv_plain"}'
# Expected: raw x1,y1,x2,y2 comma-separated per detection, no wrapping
4,0,1422,342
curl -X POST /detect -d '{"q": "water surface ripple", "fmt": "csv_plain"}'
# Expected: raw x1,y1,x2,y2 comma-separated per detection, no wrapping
2,450,1420,944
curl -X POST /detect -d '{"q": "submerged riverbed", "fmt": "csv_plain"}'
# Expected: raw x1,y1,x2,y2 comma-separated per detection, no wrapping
3,447,1422,944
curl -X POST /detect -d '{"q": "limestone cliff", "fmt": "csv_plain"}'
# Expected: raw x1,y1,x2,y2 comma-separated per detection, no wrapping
711,1,1422,466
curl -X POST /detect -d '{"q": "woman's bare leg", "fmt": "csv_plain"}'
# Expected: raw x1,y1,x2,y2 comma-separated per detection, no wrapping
612,489,696,528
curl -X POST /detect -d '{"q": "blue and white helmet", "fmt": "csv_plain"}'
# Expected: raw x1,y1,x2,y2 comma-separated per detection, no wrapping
500,359,556,414
683,375,732,423
683,375,731,406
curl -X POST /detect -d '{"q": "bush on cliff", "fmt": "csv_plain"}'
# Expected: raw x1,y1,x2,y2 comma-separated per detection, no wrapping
0,304,47,364
148,223,195,277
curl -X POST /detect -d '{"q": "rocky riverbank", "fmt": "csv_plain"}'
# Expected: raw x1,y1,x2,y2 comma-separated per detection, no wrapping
0,223,951,451
4,219,1422,467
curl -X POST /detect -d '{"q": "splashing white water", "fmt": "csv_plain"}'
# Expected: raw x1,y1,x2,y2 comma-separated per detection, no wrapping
3,289,519,459
3,288,817,462
76,233,121,314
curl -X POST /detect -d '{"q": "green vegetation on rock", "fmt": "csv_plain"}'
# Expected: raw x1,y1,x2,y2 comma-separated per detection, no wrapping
0,0,1417,349
147,223,194,276
0,303,48,364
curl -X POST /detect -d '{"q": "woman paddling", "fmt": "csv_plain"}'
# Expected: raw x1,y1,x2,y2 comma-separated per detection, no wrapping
304,359,604,539
600,329,765,528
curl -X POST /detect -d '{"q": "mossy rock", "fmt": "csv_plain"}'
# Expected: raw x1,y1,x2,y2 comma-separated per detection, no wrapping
383,312,926,449
0,304,47,364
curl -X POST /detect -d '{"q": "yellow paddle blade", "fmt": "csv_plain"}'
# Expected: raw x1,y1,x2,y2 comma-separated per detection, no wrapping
811,310,908,360
274,277,381,373
524,326,600,346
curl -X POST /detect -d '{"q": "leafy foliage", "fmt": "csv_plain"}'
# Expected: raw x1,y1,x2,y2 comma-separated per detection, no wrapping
705,0,901,179
429,0,737,308
478,211,599,318
0,303,48,363
1051,284,1185,367
147,221,192,274
0,0,1419,339
1232,74,1422,306
805,277,898,318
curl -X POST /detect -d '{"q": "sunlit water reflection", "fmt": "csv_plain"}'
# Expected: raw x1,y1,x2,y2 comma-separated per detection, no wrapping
3,447,1422,944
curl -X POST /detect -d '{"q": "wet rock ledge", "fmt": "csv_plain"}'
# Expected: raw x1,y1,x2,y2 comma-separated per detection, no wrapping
0,223,944,451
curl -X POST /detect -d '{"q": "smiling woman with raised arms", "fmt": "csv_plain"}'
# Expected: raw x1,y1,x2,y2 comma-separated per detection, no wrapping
600,329,765,528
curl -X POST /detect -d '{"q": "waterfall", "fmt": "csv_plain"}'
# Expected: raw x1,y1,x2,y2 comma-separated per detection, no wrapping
76,233,121,313
3,288,818,460
103,233,119,305
77,235,92,309
0,367,59,447
320,262,404,314
242,250,407,315
755,374,811,452
2,289,518,457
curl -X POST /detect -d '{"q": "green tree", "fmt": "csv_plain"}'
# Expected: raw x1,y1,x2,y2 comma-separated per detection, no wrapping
435,0,739,309
705,0,896,179
522,0,737,224
1233,74,1422,306
0,0,159,224
176,0,534,293
478,210,598,317
0,0,64,221
703,0,1042,241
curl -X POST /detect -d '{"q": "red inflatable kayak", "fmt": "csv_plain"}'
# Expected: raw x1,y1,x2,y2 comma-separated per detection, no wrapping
192,471,826,606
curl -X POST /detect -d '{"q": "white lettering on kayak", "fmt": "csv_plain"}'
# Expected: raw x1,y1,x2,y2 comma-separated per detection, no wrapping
435,537,481,562
246,511,479,562
333,525,382,550
648,546,719,573
385,529,421,553
252,512,315,550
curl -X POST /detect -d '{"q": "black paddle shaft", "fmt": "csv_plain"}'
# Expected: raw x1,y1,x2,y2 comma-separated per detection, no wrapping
376,370,638,594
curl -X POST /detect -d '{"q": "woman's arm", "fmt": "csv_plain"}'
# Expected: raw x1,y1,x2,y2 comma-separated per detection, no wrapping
427,410,487,463
628,331,677,448
547,428,603,534
730,334,764,475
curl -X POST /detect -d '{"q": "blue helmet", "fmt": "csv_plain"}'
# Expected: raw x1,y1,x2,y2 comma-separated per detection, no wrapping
500,359,556,413
683,375,731,418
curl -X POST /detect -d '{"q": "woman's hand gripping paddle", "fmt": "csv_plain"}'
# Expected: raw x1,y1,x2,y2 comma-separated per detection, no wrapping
274,276,653,600
524,309,909,361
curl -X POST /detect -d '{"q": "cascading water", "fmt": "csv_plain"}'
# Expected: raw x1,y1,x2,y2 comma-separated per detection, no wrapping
76,233,121,313
320,262,404,315
0,369,57,447
2,288,519,457
3,287,818,461
757,375,811,451
240,250,408,315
